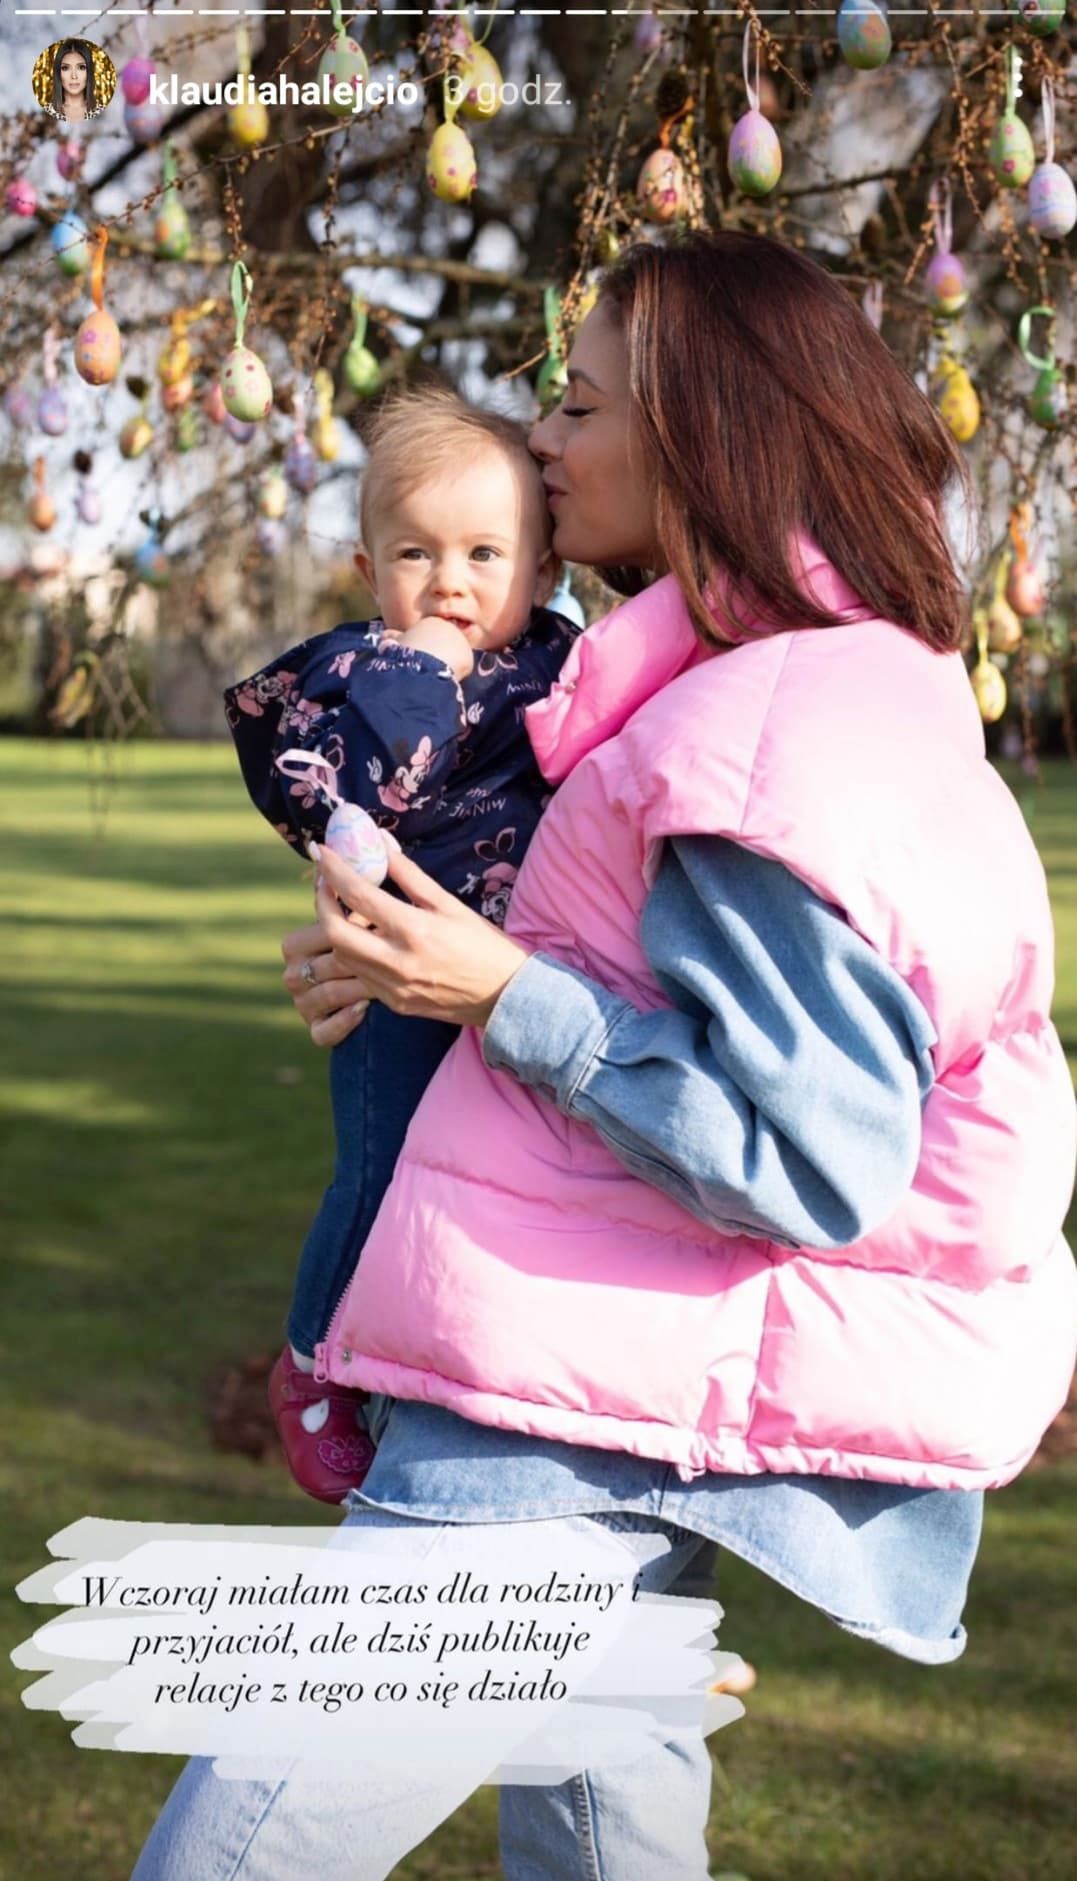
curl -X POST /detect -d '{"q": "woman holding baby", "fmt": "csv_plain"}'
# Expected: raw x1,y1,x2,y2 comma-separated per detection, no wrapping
134,231,1076,1880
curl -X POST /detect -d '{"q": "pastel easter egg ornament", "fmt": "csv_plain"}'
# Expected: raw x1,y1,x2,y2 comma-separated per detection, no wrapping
970,656,1006,725
729,26,782,199
343,299,381,397
284,426,318,494
120,413,154,459
135,522,171,589
318,1,369,120
174,405,199,453
456,43,504,123
427,119,478,203
228,27,269,148
125,95,167,146
3,382,34,428
37,386,68,436
634,13,668,60
311,367,341,463
931,356,980,444
923,179,968,319
989,49,1035,190
220,260,273,422
1004,505,1047,622
224,412,256,444
5,177,37,218
637,147,689,224
51,210,91,278
74,229,123,386
203,379,228,426
326,800,390,882
258,468,288,521
154,143,191,260
837,0,892,72
256,517,287,558
121,56,156,104
1018,0,1066,36
1028,81,1077,241
27,458,55,534
57,138,85,182
1018,304,1068,430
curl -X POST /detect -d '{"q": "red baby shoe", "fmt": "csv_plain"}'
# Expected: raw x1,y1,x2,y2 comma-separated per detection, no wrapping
268,1348,376,1505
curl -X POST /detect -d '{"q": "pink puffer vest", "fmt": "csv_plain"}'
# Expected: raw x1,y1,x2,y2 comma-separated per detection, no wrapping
323,544,1077,1490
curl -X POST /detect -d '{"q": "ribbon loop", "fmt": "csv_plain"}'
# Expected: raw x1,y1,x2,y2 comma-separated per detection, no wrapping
929,177,953,256
1017,304,1055,372
275,750,344,808
742,21,760,116
230,260,252,348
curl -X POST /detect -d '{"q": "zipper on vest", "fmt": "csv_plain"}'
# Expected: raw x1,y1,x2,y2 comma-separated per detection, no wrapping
312,1281,352,1385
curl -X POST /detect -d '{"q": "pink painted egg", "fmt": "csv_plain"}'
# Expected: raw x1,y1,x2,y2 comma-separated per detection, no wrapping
74,309,122,385
6,178,37,218
203,380,227,425
729,110,782,197
1028,163,1077,241
57,138,85,181
3,384,33,427
1006,557,1046,618
121,57,156,104
924,251,969,318
162,373,195,413
220,344,273,422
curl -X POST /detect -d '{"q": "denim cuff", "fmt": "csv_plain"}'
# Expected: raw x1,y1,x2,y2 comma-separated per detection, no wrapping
482,953,628,1111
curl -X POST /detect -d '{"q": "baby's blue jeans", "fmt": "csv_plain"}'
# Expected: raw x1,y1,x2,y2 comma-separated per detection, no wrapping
130,1507,719,1881
287,1007,458,1358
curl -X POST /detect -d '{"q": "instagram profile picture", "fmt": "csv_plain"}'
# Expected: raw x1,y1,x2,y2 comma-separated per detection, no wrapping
32,39,117,124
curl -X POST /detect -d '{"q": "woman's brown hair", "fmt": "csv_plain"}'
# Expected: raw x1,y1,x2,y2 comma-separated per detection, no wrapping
598,231,974,651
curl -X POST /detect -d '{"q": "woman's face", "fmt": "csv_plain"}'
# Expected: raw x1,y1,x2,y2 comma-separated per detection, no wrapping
529,304,661,570
60,51,87,98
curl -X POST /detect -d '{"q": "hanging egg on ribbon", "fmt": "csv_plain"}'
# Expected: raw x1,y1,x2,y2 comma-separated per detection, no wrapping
3,382,34,427
27,457,56,534
275,750,392,883
456,42,504,123
121,56,156,104
343,299,381,396
135,511,171,588
229,28,270,148
637,148,688,224
74,228,123,385
154,143,191,260
986,561,1023,654
1018,0,1066,35
1005,504,1046,618
125,95,167,145
1028,80,1077,241
923,179,968,319
931,355,980,443
1018,304,1068,429
536,286,569,408
220,261,273,421
259,467,288,520
729,25,782,198
162,374,195,413
284,402,318,493
990,48,1035,189
427,120,478,202
74,449,102,526
57,138,85,182
38,330,68,436
174,405,199,453
51,209,91,278
318,0,369,118
311,368,341,462
256,517,287,558
970,655,1006,724
5,178,37,218
837,0,892,71
120,414,154,458
203,379,227,425
224,412,256,444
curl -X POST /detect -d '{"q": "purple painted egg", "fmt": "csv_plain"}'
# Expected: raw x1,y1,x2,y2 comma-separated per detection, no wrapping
256,517,287,558
3,384,34,427
37,386,69,435
74,308,122,385
729,110,782,197
220,344,273,423
1028,163,1077,241
285,435,318,493
122,57,156,104
924,251,969,318
633,13,666,58
6,178,37,218
77,484,102,525
124,95,166,146
326,801,389,883
223,412,256,444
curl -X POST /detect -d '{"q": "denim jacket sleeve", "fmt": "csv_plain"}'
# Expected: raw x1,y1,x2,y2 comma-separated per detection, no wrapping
481,836,938,1250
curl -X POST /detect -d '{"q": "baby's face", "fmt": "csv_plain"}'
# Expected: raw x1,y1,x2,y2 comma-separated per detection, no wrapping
359,448,553,653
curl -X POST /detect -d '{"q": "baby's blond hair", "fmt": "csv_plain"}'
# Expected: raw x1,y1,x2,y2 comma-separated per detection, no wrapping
358,385,553,554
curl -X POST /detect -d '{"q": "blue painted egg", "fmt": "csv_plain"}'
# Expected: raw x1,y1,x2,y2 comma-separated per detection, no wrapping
837,0,892,71
51,211,91,277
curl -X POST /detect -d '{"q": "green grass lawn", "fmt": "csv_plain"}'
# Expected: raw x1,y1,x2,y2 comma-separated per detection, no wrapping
1,738,1074,1881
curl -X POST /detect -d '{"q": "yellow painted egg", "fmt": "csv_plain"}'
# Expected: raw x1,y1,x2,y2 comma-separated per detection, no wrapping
987,595,1023,654
970,659,1006,723
312,413,341,462
74,309,122,385
158,335,191,384
229,100,270,149
457,46,503,121
427,122,478,202
932,360,980,443
221,344,273,422
120,414,154,459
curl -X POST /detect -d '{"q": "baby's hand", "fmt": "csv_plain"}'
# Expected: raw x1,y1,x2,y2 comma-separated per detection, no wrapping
384,617,475,681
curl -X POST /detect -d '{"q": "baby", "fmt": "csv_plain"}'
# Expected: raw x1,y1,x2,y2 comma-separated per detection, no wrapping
226,386,578,1502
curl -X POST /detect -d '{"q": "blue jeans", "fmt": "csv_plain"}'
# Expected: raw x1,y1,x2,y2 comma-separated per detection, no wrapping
287,1006,458,1357
130,1508,719,1881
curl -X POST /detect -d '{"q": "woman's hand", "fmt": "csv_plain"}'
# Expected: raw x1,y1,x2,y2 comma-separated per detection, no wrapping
309,842,530,1030
281,915,373,1049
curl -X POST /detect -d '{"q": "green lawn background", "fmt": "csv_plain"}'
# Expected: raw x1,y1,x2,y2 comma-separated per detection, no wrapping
1,738,1074,1881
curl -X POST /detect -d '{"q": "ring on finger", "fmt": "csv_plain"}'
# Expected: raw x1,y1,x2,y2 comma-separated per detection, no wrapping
300,959,318,990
